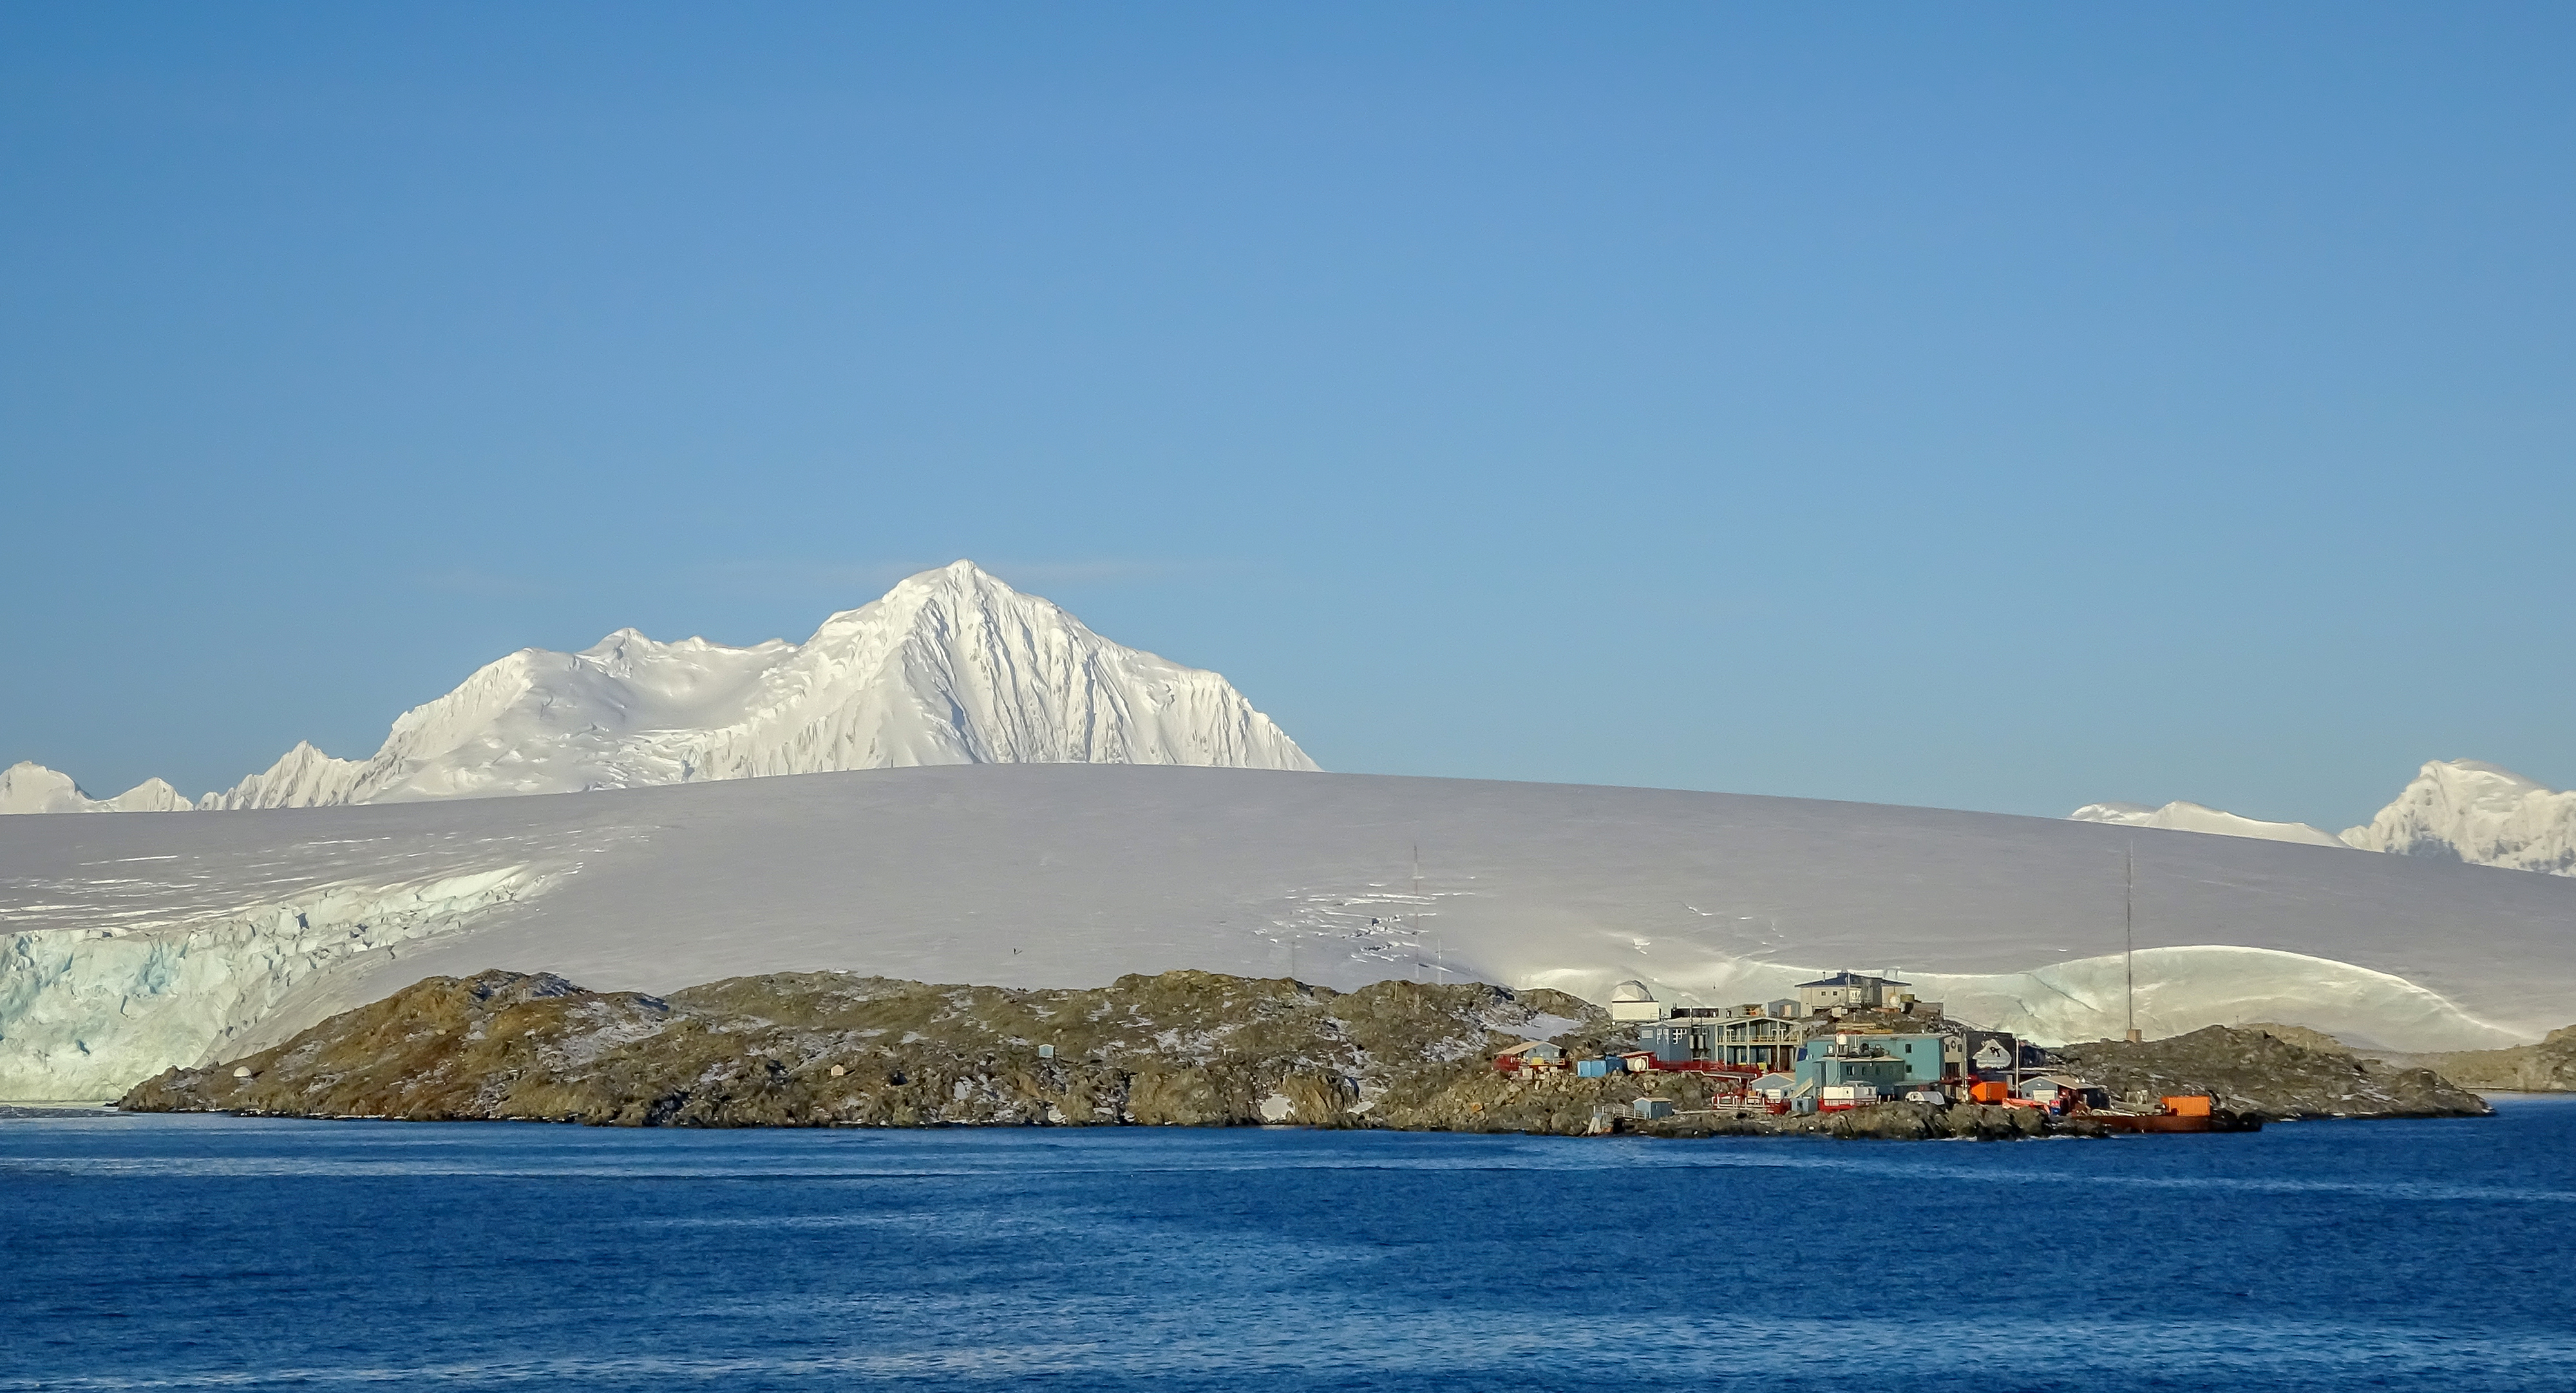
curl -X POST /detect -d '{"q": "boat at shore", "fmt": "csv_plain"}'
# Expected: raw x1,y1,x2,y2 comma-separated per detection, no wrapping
2088,1094,2262,1133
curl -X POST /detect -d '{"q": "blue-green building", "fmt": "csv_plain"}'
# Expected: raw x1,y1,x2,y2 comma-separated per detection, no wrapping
1793,1032,1946,1093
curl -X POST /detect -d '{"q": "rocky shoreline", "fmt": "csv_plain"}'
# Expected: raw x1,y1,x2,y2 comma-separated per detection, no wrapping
118,968,2493,1137
2367,1025,2576,1094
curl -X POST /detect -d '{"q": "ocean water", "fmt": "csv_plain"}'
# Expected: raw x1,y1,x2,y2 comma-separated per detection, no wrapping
5,1099,2573,1392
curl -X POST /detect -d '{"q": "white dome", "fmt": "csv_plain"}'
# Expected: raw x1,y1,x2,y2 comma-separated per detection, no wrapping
1609,980,1655,1002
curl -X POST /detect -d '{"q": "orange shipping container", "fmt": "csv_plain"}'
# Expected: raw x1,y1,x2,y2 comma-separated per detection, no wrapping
1969,1081,2010,1104
2163,1095,2213,1117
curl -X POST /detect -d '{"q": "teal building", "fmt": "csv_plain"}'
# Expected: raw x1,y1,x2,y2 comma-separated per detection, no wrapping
1794,1032,1946,1093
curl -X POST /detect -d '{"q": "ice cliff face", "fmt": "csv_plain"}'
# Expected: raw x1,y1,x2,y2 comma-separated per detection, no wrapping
0,762,192,815
2072,760,2576,877
2068,800,2347,849
6,562,1315,815
2339,761,2576,877
0,865,560,1099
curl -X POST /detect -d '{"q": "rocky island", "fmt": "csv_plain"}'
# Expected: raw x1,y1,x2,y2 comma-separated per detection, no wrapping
120,967,2495,1137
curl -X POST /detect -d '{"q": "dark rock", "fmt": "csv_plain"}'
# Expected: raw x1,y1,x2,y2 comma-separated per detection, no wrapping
2054,1025,2490,1122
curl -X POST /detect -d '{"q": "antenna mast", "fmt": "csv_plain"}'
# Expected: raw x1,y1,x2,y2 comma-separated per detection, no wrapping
1412,842,1424,983
2124,844,2140,1043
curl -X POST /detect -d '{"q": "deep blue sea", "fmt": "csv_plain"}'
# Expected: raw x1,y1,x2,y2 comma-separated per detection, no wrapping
6,1098,2575,1392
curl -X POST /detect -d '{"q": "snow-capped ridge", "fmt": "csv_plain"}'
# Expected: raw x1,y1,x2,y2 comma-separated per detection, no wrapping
2070,759,2576,877
205,742,370,810
2340,760,2576,876
0,761,193,814
17,561,1316,815
2067,799,2347,848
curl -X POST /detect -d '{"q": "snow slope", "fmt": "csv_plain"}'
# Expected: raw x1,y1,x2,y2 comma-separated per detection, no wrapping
2067,800,2347,848
2072,761,2576,876
10,766,2571,1097
3,562,1313,818
2340,761,2576,876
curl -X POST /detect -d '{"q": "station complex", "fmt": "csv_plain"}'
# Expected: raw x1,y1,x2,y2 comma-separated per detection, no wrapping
1494,971,2134,1116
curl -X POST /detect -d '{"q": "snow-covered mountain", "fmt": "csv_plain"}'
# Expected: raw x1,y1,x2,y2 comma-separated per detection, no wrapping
0,761,192,815
6,562,1316,814
2071,760,2576,876
2067,800,2347,848
2340,761,2576,876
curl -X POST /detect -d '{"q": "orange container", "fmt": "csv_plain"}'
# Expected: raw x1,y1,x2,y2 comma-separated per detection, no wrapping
1969,1081,2009,1104
2163,1094,2212,1117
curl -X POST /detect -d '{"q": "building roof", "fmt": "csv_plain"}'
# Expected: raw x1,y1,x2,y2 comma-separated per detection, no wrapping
1793,971,1911,989
1609,980,1656,1002
1495,1040,1566,1057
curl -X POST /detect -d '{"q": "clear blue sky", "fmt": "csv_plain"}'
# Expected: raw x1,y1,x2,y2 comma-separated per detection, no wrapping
5,5,2571,828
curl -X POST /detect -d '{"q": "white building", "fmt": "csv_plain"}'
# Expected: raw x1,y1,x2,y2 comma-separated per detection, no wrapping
1607,979,1671,1023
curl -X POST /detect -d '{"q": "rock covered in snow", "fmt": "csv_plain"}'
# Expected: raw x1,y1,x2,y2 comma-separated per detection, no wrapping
2338,760,2576,877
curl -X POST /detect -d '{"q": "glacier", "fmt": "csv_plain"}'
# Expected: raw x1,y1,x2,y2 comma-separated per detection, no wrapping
0,801,648,1099
3,560,1314,817
8,764,2570,1098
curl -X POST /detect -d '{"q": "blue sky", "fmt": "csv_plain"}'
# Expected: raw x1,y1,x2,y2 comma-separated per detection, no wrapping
4,5,2570,828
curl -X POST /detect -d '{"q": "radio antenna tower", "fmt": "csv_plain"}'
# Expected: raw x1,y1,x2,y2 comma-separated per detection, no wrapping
2124,844,2141,1043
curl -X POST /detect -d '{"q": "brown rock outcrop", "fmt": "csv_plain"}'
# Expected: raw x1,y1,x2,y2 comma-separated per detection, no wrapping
2054,1025,2490,1121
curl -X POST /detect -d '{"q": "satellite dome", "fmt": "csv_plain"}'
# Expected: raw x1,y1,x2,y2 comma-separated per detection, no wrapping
1609,980,1655,1002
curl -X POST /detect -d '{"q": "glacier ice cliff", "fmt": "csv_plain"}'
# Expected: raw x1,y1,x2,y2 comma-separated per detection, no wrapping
0,866,559,1099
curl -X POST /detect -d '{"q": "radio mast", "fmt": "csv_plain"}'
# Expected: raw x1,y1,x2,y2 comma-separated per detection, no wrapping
2124,844,2141,1043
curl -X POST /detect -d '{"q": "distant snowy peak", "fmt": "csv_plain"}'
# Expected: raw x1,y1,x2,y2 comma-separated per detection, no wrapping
2067,800,2347,848
2340,761,2576,876
33,561,1317,815
2071,760,2576,877
0,761,191,814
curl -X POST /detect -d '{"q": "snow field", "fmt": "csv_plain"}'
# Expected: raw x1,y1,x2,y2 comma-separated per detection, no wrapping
6,764,2570,1097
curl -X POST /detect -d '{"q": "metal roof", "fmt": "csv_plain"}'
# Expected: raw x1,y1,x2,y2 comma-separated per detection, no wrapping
1792,971,1911,989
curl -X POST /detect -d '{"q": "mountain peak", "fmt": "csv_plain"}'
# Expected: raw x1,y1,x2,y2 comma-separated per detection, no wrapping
2070,760,2576,877
14,565,1314,815
2342,761,2575,874
0,761,193,814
